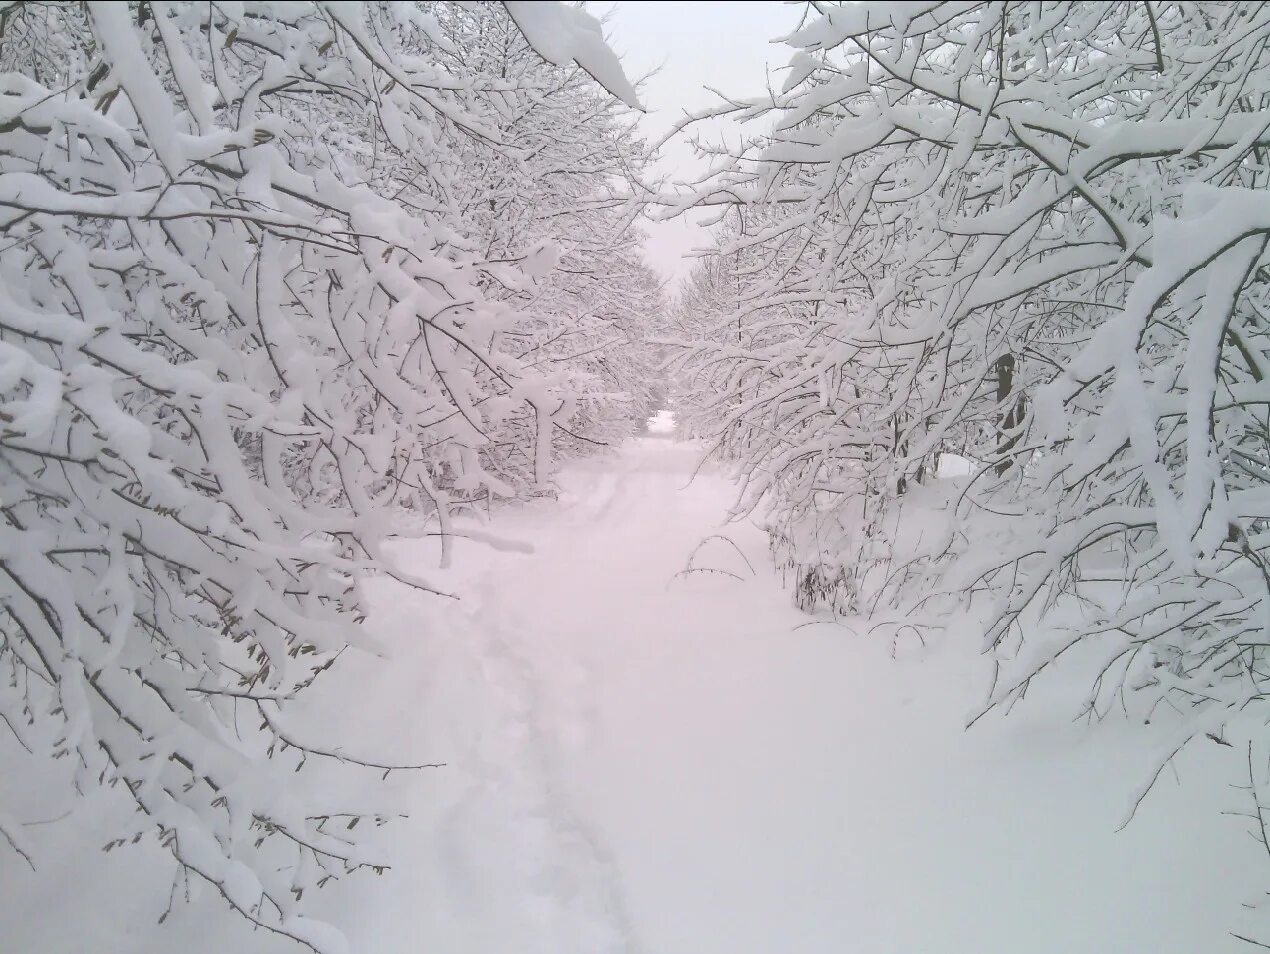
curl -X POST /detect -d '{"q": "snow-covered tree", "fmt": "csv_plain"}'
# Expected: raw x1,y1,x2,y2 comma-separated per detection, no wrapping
433,2,665,488
672,0,1270,817
0,1,640,947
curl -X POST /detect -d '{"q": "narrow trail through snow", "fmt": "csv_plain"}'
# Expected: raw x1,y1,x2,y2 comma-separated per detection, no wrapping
2,438,1257,953
395,437,1254,954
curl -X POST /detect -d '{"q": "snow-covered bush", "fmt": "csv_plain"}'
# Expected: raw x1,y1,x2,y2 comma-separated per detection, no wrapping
671,0,1270,810
0,1,639,947
434,2,666,484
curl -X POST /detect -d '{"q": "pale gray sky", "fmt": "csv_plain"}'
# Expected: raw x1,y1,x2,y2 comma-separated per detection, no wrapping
586,1,800,287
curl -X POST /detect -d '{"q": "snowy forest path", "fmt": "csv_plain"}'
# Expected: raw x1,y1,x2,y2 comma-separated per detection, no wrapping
462,437,850,954
4,439,1253,954
415,436,1256,954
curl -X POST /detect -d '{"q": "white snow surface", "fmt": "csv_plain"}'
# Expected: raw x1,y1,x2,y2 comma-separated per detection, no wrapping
504,1,643,110
646,409,676,434
1,438,1260,952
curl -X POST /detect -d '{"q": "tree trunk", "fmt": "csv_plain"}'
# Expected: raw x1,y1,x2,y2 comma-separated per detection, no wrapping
994,353,1027,475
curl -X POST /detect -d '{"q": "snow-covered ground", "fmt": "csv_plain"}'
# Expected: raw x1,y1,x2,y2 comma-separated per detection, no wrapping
2,437,1261,952
646,409,676,435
